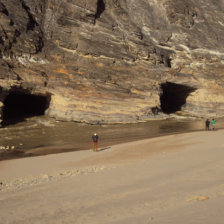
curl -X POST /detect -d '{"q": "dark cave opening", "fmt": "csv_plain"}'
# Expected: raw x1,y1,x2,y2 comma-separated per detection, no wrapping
2,91,51,126
21,0,38,31
160,82,196,114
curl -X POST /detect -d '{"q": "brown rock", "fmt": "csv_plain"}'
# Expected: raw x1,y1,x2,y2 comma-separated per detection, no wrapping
0,0,224,124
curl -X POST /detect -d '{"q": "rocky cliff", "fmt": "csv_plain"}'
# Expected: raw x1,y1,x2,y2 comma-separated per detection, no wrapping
1,0,224,124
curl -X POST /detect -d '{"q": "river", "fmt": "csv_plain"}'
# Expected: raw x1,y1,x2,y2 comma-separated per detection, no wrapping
0,116,222,160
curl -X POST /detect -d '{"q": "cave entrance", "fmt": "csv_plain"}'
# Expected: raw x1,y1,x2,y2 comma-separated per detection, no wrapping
160,82,196,114
2,91,51,126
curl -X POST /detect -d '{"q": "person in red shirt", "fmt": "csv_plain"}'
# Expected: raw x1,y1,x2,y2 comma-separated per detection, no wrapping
92,133,99,152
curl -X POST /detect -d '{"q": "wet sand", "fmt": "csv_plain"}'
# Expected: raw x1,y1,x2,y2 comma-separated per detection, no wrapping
1,130,224,223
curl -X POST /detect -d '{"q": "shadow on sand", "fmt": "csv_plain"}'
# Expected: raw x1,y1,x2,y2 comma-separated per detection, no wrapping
97,147,111,152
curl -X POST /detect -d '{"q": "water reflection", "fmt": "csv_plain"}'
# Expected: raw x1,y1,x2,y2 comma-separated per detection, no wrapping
0,116,223,160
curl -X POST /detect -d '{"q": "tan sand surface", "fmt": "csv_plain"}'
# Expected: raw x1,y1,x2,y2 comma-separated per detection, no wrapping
1,130,224,223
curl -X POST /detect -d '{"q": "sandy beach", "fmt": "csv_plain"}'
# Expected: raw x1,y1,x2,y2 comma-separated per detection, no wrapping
1,130,224,223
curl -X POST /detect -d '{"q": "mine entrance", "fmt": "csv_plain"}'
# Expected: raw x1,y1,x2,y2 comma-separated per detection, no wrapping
2,91,50,126
160,82,196,114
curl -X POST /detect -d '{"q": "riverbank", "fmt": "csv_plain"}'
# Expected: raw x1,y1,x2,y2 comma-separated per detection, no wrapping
1,129,224,223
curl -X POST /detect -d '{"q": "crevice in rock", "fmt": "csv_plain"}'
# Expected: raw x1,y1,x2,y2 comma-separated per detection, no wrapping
0,2,9,16
160,82,196,114
160,55,172,68
0,37,4,45
2,89,51,126
151,107,159,115
94,0,105,24
20,0,38,31
9,19,14,26
155,47,173,68
20,0,44,53
12,29,21,44
35,35,44,53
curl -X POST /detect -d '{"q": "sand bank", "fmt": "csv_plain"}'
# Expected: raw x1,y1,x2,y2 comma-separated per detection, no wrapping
1,130,224,223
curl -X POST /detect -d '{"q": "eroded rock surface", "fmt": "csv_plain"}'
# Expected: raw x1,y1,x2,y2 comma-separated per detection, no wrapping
1,0,224,124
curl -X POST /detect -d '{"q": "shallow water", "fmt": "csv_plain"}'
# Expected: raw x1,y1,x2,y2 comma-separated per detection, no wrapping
0,116,223,160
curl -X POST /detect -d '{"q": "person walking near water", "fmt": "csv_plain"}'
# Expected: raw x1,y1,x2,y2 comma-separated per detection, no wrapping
211,118,216,130
205,119,210,130
92,133,99,152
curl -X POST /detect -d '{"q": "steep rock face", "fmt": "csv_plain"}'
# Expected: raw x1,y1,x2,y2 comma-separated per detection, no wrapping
0,0,224,124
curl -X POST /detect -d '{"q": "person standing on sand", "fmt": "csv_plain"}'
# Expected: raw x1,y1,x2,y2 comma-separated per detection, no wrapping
211,118,216,130
205,119,210,130
92,133,99,152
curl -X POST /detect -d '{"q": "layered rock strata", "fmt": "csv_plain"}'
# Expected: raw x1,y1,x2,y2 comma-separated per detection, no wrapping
1,0,224,124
